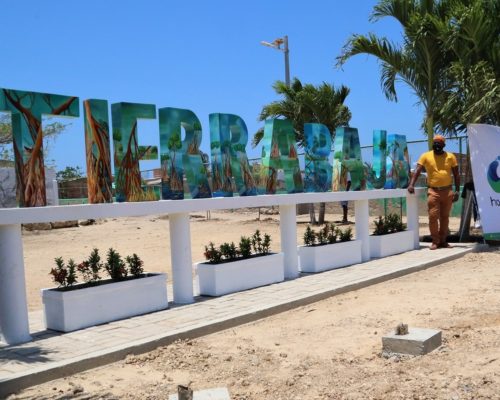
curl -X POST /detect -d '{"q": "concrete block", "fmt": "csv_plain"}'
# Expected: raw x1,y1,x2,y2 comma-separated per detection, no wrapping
382,327,442,355
169,387,230,400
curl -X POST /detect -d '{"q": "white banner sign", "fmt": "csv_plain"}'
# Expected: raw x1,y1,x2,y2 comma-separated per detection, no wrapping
468,124,500,240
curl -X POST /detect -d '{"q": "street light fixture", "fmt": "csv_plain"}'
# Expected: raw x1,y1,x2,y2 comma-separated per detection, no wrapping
260,35,290,88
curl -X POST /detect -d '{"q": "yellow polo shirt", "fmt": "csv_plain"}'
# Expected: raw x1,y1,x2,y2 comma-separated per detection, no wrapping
417,150,457,187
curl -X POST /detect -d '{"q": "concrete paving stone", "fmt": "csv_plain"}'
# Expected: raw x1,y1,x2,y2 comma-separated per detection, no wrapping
11,346,45,356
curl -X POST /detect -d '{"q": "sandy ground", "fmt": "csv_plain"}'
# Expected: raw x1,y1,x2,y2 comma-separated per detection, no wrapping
10,245,499,399
11,207,497,399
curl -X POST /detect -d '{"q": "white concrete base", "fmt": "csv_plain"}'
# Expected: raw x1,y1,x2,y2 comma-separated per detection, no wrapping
382,327,442,355
169,387,230,400
298,240,362,272
42,273,168,332
280,204,299,279
0,224,31,345
369,230,414,258
169,213,194,304
195,253,284,296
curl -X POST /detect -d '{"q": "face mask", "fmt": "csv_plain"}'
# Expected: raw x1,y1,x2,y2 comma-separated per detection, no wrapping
433,143,444,152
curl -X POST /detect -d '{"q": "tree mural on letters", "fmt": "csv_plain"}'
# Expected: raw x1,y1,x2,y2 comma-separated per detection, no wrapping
0,89,79,207
111,102,158,202
159,107,211,200
209,113,256,197
84,99,113,203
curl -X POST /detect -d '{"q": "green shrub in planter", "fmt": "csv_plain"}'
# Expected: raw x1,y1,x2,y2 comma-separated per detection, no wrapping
373,214,406,236
239,236,252,258
126,253,144,277
49,257,78,288
49,248,147,290
203,230,273,264
303,226,316,246
339,227,353,242
303,224,352,246
105,248,128,280
78,248,103,284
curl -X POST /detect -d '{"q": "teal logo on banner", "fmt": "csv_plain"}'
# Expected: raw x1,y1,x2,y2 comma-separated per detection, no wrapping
487,156,500,193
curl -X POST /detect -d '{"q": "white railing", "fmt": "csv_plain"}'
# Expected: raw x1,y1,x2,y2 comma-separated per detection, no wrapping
0,188,423,345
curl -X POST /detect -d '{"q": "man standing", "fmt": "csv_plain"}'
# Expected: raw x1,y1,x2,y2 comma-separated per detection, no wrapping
340,172,351,224
407,135,460,250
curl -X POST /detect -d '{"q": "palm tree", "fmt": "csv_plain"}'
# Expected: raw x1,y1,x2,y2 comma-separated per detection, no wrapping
253,79,351,148
437,0,500,134
253,78,351,224
337,0,452,150
435,0,500,239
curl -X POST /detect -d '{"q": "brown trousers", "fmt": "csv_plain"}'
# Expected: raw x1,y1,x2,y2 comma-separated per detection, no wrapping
427,188,454,245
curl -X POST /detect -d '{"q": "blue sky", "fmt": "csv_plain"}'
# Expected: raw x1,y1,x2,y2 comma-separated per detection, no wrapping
1,0,448,173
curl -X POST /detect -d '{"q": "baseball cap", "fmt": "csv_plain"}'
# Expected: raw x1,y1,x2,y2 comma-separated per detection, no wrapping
433,135,446,144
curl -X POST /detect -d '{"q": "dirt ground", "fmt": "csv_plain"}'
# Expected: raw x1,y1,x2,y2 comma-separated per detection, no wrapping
10,244,499,400
9,205,495,399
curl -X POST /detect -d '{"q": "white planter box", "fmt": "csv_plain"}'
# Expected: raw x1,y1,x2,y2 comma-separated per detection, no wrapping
369,230,414,258
195,253,284,296
298,240,362,273
41,273,168,332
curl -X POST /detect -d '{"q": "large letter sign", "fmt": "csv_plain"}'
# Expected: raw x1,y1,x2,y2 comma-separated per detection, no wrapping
159,107,211,200
259,119,303,194
369,129,387,189
385,134,409,189
303,123,332,192
209,113,256,197
332,127,365,191
112,102,158,202
0,87,416,208
84,99,113,204
0,89,79,207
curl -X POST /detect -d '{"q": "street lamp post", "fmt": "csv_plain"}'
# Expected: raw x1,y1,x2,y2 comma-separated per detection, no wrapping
260,35,290,87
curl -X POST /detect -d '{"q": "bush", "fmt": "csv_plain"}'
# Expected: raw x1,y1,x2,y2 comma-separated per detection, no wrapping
303,226,316,246
303,224,351,246
50,248,147,289
105,248,128,280
66,259,78,286
373,214,406,235
239,236,252,258
126,253,144,277
327,224,338,244
203,230,273,264
339,227,353,242
204,242,222,264
220,242,238,261
49,257,69,288
373,216,389,235
78,248,102,284
317,225,329,245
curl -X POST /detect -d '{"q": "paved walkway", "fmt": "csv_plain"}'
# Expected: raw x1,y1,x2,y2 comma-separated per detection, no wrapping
0,243,475,397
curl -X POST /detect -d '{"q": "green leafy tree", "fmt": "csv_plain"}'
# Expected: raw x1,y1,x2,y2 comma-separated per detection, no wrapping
437,0,500,133
56,166,84,181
